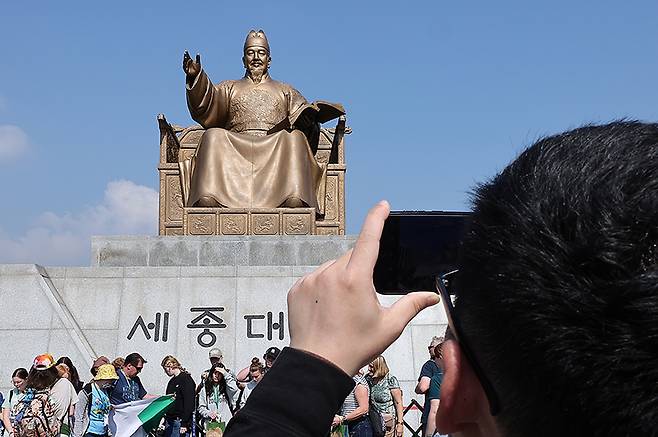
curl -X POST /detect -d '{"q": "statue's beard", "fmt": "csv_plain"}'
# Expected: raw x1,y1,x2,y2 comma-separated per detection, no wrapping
247,64,267,83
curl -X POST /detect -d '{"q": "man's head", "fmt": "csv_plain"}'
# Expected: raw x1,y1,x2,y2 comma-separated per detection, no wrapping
242,29,271,83
208,348,223,366
432,343,444,367
123,352,146,378
437,121,658,437
263,346,281,368
428,336,443,359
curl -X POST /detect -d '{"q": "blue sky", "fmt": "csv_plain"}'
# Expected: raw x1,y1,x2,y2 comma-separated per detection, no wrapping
1,1,657,265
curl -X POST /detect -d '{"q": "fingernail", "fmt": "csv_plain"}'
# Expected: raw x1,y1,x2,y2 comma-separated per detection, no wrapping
378,200,390,208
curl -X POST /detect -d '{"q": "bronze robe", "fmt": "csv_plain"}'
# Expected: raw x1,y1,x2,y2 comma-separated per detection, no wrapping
180,70,325,212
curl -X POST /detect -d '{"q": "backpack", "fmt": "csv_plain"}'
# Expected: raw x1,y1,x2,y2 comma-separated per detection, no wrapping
11,389,60,437
82,383,93,414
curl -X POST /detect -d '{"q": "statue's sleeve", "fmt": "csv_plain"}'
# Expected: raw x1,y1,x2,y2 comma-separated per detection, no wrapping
286,85,320,154
286,86,308,116
186,70,231,129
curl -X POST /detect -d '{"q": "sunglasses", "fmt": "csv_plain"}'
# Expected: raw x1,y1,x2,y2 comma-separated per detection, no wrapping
435,270,501,416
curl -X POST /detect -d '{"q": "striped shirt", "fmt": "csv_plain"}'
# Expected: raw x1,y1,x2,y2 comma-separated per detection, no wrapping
341,374,369,416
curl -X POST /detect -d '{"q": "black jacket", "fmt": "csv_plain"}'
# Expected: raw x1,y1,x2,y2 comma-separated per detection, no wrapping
165,372,196,427
225,347,354,436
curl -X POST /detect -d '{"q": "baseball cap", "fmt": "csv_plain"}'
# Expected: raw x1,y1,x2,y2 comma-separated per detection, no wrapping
263,347,281,360
209,348,223,359
33,353,56,370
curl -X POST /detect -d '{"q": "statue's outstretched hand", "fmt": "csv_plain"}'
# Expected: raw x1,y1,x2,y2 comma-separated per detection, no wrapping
183,51,202,79
287,201,440,376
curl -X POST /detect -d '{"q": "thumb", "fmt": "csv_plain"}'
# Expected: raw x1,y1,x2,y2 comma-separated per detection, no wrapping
386,292,440,336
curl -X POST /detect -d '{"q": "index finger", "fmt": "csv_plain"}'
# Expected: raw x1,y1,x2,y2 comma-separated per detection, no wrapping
347,200,390,274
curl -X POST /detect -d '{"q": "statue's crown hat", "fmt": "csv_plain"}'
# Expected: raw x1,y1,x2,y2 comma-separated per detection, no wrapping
244,29,270,52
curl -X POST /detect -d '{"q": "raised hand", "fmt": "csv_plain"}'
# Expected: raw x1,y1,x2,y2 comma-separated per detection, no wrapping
183,50,202,79
287,201,440,376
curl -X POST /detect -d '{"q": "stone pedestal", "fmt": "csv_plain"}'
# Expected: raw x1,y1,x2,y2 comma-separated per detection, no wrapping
91,235,357,267
0,235,447,428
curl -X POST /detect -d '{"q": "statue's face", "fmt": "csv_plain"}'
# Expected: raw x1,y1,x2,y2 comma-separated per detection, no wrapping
243,46,271,76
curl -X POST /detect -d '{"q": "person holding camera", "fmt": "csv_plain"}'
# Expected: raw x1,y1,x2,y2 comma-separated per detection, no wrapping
223,121,658,437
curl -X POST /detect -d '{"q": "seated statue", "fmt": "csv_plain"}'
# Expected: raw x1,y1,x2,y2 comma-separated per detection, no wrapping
179,29,343,213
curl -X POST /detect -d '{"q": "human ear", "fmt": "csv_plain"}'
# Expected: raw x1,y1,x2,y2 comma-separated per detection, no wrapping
436,339,493,435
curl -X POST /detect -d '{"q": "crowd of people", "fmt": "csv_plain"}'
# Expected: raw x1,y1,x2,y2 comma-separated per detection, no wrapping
0,341,445,437
0,346,286,437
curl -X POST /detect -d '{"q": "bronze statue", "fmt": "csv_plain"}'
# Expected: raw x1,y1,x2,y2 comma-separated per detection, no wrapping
180,30,344,212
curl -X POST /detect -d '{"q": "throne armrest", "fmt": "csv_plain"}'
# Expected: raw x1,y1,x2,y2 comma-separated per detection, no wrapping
329,115,346,165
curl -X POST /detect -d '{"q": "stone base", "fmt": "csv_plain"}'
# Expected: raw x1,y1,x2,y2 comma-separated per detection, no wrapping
91,235,357,267
184,207,316,236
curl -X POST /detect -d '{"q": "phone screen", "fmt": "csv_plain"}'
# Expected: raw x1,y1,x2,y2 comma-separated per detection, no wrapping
373,211,471,294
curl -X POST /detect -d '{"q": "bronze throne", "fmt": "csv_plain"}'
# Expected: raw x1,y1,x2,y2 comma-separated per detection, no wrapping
157,115,348,236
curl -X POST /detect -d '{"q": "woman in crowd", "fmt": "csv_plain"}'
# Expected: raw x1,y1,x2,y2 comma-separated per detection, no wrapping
51,363,79,430
332,366,372,437
24,355,59,391
1,368,28,435
11,354,62,436
235,358,264,410
161,355,196,437
56,357,84,393
367,356,404,437
73,364,118,437
197,363,239,433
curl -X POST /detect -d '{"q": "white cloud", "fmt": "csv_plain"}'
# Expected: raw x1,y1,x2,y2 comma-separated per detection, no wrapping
0,124,30,161
0,180,158,266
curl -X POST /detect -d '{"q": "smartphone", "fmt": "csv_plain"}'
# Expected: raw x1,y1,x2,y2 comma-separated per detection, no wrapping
373,211,471,294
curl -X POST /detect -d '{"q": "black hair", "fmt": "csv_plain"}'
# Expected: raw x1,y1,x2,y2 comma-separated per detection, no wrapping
25,367,59,390
204,363,228,399
456,121,658,436
12,368,28,380
56,356,83,392
124,352,146,368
